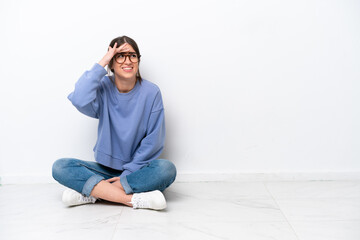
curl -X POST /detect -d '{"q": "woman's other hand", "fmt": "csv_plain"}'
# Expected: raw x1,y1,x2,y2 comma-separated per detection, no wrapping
105,177,121,183
105,177,125,191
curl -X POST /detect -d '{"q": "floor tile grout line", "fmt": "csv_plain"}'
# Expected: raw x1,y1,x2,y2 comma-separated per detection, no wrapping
262,181,301,240
110,206,124,240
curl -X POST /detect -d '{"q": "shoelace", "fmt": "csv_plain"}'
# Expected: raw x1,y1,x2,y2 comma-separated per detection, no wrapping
78,195,95,203
131,195,150,208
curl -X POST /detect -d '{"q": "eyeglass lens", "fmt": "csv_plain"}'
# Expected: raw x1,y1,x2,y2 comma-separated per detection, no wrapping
115,53,139,63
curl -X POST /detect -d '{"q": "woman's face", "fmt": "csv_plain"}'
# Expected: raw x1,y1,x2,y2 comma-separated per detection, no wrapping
112,44,139,81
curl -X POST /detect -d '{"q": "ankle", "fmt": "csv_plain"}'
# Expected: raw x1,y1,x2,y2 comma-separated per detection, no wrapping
125,194,133,207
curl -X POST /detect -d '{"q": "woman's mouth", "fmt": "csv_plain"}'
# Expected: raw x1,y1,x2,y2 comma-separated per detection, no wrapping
122,67,133,72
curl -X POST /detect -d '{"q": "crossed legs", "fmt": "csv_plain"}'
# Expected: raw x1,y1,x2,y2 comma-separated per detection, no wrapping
90,177,133,207
52,158,177,207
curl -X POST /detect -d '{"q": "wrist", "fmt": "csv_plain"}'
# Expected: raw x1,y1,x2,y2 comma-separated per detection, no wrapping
98,58,108,68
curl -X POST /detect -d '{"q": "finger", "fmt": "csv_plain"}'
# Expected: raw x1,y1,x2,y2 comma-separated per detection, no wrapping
117,43,130,51
117,42,127,49
106,177,117,182
116,47,130,53
108,42,117,52
108,179,121,184
106,177,120,183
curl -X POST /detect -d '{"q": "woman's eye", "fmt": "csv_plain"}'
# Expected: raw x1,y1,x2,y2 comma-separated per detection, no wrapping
117,54,125,58
131,54,137,58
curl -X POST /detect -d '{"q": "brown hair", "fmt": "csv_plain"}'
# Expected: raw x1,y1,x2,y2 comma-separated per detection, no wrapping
107,36,142,84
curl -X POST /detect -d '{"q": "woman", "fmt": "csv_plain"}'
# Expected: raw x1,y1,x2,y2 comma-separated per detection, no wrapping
52,36,176,211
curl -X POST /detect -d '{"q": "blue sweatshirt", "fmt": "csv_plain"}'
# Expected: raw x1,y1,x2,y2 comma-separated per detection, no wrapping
68,63,165,177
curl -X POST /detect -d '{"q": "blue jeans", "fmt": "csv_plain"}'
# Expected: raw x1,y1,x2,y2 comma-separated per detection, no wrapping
52,158,177,197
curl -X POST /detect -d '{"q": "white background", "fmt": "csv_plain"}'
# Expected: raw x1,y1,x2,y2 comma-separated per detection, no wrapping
0,0,359,183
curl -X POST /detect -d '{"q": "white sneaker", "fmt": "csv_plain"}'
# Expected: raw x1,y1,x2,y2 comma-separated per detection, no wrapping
62,188,97,207
130,190,167,210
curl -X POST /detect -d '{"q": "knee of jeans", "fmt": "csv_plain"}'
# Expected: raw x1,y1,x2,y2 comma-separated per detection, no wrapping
52,158,72,181
155,159,177,183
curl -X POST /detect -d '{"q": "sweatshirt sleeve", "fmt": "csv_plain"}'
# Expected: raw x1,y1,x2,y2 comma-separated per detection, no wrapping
120,91,165,177
67,63,107,119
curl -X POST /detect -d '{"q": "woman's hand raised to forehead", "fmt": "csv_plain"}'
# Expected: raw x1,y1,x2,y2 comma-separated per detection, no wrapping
98,42,130,68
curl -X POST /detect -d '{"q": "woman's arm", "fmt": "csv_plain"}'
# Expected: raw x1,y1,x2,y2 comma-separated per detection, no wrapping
67,63,106,118
68,42,130,118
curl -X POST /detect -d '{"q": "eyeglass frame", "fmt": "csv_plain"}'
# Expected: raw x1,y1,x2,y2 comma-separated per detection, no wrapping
114,52,141,64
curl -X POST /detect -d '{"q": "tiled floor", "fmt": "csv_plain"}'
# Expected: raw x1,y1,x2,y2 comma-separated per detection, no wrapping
0,181,359,240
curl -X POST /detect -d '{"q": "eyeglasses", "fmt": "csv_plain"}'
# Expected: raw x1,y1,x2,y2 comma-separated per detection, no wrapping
114,52,140,64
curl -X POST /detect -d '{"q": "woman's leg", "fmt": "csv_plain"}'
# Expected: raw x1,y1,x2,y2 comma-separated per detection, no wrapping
92,159,176,210
52,158,131,206
89,158,176,206
52,158,176,208
120,159,177,194
90,180,132,207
